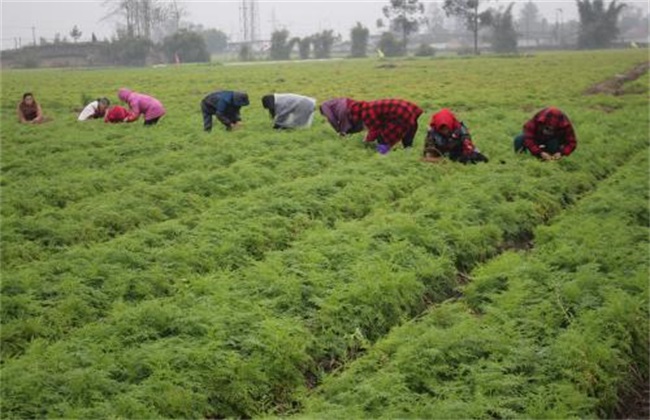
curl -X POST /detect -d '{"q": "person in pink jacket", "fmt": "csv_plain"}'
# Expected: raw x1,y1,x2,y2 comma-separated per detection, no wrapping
117,88,166,126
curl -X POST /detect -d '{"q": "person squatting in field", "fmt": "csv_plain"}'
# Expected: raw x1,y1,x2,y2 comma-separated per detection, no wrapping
261,93,317,129
117,88,166,126
17,93,50,124
422,108,488,164
514,107,577,160
319,98,365,136
104,106,130,123
348,98,423,154
78,97,110,121
201,90,250,132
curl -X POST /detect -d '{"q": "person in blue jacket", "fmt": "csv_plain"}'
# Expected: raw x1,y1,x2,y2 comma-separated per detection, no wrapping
201,90,250,132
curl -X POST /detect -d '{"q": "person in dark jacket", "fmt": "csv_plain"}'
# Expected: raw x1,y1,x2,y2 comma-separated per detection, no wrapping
201,90,250,132
423,108,488,164
514,107,577,160
320,98,364,136
348,98,423,154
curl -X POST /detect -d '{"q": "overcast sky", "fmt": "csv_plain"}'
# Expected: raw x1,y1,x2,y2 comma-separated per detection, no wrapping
0,0,645,50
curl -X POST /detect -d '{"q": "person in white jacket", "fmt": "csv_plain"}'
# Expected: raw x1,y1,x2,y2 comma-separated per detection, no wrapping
261,93,316,129
78,97,110,121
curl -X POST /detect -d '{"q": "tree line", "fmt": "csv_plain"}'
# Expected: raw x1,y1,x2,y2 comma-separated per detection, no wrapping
7,0,641,67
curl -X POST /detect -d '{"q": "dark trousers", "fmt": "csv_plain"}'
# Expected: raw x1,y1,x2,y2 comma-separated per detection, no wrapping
144,116,161,126
201,101,214,132
514,133,561,154
402,122,418,148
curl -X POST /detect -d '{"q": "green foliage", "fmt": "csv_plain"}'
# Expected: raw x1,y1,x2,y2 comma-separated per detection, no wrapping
377,32,405,57
489,3,518,53
350,22,370,58
414,43,436,57
239,44,253,62
269,29,296,60
161,30,210,64
303,152,649,418
311,30,336,59
1,50,648,418
107,36,153,66
201,28,229,54
443,0,493,54
577,0,626,49
70,25,82,42
298,37,312,60
382,0,425,43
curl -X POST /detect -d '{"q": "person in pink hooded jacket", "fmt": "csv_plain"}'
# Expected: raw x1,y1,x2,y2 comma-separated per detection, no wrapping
117,88,166,125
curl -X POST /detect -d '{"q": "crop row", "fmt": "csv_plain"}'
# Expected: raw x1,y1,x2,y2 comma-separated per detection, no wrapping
2,51,648,417
301,150,649,418
2,104,648,417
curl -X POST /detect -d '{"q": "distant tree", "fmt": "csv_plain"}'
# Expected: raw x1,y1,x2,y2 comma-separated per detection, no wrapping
350,22,369,57
376,18,385,29
490,3,518,53
382,0,425,44
239,44,253,61
312,30,335,59
443,0,493,54
91,32,98,43
576,0,626,48
54,33,62,44
414,43,436,56
518,1,540,41
161,29,210,63
108,36,153,66
70,25,83,42
102,0,173,40
269,29,297,60
298,37,312,59
39,37,49,46
377,31,405,56
201,28,228,54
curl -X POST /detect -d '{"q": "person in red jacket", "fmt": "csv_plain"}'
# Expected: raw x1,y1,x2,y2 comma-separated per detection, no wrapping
422,108,488,164
349,99,423,154
104,105,129,123
514,107,577,160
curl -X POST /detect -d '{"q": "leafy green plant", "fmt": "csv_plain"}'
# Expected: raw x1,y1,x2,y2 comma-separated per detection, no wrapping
1,50,647,418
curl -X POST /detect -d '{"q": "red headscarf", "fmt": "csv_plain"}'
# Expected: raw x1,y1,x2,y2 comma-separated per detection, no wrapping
104,106,129,123
429,108,461,132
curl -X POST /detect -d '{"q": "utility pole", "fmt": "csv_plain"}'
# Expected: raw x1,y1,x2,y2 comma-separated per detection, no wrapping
250,0,259,42
32,26,36,46
240,0,260,43
557,8,564,47
240,0,249,43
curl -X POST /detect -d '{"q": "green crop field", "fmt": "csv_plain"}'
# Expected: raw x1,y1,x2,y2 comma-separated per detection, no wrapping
1,50,648,418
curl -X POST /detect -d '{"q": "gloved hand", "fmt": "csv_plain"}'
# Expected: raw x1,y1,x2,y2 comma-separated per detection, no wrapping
376,143,391,154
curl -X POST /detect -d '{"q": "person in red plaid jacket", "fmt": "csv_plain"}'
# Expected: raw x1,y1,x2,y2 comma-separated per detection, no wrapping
514,107,577,160
349,99,423,154
422,108,488,164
